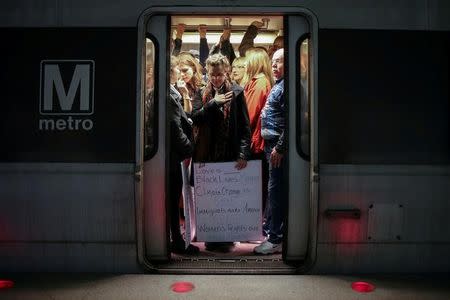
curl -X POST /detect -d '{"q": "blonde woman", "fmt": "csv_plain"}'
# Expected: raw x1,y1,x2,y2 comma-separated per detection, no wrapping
243,47,274,155
231,56,247,87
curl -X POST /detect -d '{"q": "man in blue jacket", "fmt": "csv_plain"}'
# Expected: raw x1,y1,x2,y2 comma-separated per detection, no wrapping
254,48,286,254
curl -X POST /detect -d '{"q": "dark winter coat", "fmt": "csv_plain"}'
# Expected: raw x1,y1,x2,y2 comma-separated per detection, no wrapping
169,85,194,169
189,82,251,162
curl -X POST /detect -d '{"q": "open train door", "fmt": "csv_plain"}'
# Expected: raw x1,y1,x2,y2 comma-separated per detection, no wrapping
136,7,318,271
283,14,318,265
137,14,171,265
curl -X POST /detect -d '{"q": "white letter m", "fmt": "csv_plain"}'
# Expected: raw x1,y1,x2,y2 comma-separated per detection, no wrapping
41,62,93,115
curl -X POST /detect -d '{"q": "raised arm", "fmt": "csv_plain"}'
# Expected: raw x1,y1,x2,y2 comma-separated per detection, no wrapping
238,20,263,57
198,24,209,67
172,23,185,56
210,28,236,65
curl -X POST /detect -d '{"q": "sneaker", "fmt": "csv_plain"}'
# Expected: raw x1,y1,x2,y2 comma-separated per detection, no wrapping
253,240,282,254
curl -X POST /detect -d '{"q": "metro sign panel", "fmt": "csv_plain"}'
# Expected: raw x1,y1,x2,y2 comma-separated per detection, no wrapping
39,60,95,115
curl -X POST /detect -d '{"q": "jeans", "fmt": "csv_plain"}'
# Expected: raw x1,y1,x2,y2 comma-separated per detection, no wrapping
264,144,285,244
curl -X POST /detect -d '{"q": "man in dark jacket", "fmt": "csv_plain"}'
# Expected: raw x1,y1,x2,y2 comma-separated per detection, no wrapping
168,56,199,254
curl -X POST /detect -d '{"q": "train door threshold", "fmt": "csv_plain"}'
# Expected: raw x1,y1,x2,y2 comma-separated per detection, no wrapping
154,257,301,274
151,241,303,274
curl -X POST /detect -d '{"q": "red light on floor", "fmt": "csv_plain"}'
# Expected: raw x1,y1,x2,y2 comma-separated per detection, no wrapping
351,281,375,293
171,281,195,293
0,280,14,289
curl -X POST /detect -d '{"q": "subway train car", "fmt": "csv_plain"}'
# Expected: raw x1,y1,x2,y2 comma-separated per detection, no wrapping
0,0,449,274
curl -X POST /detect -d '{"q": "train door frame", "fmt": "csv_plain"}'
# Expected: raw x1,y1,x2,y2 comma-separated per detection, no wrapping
136,6,319,273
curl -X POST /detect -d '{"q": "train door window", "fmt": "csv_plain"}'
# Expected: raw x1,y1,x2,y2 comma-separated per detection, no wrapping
144,38,157,160
298,38,310,158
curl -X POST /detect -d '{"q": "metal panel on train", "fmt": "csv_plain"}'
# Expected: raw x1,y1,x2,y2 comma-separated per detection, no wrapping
319,29,450,164
0,28,136,162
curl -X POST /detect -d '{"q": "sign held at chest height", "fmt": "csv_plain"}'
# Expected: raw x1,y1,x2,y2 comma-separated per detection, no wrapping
194,161,262,242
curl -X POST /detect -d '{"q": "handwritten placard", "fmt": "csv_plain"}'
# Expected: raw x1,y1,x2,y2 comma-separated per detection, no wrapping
194,160,262,242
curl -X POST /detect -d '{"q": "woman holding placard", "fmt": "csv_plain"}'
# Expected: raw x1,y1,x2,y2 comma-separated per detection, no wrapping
190,53,251,251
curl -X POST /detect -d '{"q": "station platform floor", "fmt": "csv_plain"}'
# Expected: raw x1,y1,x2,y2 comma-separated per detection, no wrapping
1,273,450,299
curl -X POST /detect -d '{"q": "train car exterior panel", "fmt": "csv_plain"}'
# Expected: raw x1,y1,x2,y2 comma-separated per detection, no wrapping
428,0,450,30
0,1,449,273
314,165,450,272
0,1,449,30
0,163,139,272
318,29,449,165
319,165,450,244
0,28,137,162
0,164,136,241
314,243,450,273
0,243,139,272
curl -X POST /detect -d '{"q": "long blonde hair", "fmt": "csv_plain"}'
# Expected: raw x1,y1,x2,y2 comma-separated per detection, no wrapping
243,47,274,87
231,56,247,86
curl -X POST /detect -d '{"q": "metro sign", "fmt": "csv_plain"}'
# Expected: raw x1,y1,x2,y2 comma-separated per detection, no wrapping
39,60,95,131
40,60,94,115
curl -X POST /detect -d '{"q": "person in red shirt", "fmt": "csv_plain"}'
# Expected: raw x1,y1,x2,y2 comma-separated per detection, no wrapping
243,47,274,155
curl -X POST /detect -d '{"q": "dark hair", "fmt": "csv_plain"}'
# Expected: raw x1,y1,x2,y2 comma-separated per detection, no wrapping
202,54,233,104
177,52,204,90
205,53,230,71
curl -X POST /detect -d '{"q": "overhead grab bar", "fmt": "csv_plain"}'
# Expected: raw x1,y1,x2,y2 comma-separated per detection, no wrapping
171,17,272,32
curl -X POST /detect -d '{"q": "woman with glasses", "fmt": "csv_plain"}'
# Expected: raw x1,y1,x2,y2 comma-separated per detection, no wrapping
231,57,247,87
